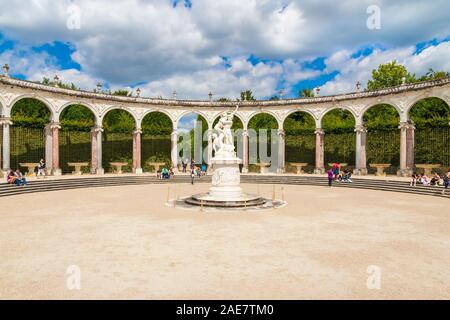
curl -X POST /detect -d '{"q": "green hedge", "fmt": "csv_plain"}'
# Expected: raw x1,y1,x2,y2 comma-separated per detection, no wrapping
4,126,449,174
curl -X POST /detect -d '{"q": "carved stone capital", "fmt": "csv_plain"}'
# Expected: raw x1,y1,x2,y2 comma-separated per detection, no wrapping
91,125,104,133
46,121,61,130
133,128,143,135
354,125,367,133
398,121,415,130
314,128,325,135
0,117,13,126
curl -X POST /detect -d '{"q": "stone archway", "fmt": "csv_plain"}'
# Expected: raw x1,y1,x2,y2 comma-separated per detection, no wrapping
409,97,450,171
362,103,401,174
8,97,53,173
283,111,316,173
102,108,137,173
58,104,97,174
141,111,173,173
321,108,356,169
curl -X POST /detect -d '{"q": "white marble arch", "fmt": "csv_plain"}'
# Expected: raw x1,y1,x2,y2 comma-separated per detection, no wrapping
174,109,211,131
99,105,139,128
281,109,319,130
7,93,55,121
138,108,176,130
57,101,100,125
360,101,402,125
404,93,450,118
247,110,283,130
318,105,357,129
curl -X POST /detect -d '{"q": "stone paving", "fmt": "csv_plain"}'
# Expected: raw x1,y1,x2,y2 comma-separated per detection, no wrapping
0,183,449,299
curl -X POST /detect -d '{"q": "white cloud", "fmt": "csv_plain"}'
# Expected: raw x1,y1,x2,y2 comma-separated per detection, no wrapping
0,0,449,98
0,47,100,90
320,41,450,95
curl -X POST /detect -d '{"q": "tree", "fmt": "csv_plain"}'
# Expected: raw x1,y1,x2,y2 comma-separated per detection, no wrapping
216,97,232,102
367,61,416,90
418,68,450,81
239,90,256,101
113,89,132,97
40,77,78,90
299,88,314,98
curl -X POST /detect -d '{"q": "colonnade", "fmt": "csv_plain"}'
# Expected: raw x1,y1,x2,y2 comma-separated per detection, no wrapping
0,115,429,177
1,76,448,176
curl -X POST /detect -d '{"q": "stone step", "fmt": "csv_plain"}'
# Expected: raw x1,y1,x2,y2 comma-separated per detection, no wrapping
0,175,448,199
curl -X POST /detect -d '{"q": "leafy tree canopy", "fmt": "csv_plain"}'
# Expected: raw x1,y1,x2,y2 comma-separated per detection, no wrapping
239,90,256,101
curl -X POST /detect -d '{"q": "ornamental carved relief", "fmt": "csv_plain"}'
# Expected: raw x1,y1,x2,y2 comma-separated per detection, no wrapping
0,90,18,107
212,166,240,186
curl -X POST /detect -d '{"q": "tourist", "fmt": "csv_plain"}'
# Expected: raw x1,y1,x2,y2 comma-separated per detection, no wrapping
421,174,430,186
443,171,450,195
410,172,418,187
190,159,195,171
332,162,340,180
341,169,352,183
181,160,187,173
37,159,47,178
169,167,174,179
196,166,201,178
7,170,16,185
156,169,162,179
161,167,170,179
430,173,441,186
200,164,206,176
14,169,27,186
327,168,333,187
191,168,195,185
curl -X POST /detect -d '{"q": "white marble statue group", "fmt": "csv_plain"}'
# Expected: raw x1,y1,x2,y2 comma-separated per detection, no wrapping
212,105,239,156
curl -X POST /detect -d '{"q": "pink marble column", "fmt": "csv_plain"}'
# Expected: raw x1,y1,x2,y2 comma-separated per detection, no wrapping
51,122,61,175
1,117,12,171
398,121,415,176
314,128,325,174
133,129,142,174
406,123,415,169
90,125,104,174
90,127,98,173
207,129,213,171
171,131,179,172
354,125,368,175
242,129,249,173
277,129,285,174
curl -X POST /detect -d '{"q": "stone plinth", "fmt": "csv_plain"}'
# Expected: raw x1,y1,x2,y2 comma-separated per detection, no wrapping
185,151,265,208
209,155,242,200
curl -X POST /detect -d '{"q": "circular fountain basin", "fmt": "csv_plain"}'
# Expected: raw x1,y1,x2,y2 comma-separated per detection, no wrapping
185,193,266,208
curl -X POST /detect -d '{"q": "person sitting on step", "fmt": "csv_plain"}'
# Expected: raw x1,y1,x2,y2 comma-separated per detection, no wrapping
410,172,418,187
421,174,430,186
14,169,27,186
430,173,441,186
6,170,16,185
340,169,352,183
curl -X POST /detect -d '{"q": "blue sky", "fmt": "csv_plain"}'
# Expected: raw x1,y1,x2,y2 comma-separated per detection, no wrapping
0,0,449,102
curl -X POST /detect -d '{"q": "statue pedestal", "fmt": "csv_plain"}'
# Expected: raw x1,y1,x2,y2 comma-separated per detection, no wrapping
209,154,242,200
185,151,266,208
